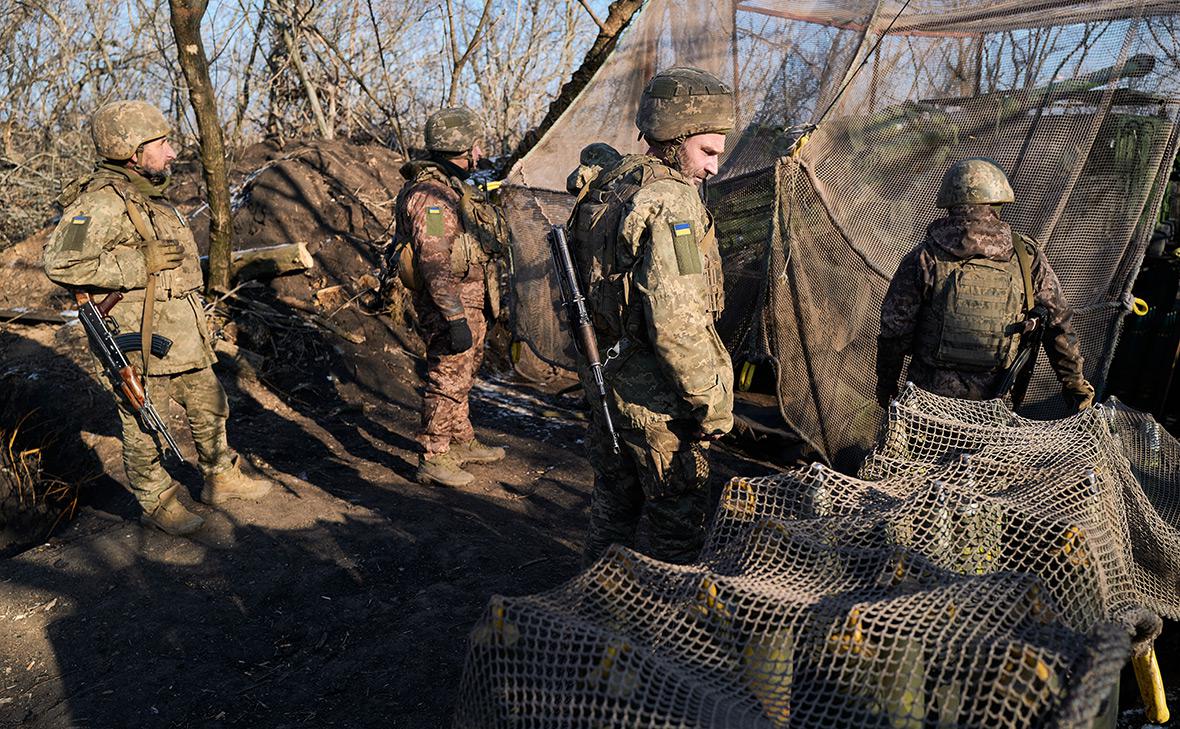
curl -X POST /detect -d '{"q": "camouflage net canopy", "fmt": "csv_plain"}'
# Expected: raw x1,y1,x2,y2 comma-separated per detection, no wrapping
504,0,1180,467
455,387,1180,728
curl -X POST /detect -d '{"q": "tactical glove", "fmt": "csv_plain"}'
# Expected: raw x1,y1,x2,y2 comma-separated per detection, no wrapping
1062,378,1096,412
875,382,897,408
446,318,474,355
142,238,184,274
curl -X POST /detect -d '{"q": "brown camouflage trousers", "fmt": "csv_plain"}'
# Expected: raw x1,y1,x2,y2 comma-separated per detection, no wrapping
418,305,488,456
114,366,235,510
582,415,711,567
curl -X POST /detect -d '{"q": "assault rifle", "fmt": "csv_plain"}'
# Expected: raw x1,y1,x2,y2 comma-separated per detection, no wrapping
997,304,1048,408
548,225,619,454
75,291,185,463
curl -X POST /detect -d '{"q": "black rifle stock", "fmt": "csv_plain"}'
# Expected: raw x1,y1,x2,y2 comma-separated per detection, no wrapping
548,225,620,454
998,304,1048,407
75,291,185,464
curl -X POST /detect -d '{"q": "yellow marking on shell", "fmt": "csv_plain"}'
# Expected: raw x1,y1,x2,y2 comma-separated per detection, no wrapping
738,361,756,392
694,576,731,623
1060,525,1091,568
721,478,756,517
830,607,865,655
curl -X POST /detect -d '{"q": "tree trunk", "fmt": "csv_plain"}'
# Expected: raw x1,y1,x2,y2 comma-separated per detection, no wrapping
169,0,234,295
502,0,644,170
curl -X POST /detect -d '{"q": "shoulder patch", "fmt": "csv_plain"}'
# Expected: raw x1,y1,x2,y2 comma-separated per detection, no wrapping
62,215,90,252
426,206,445,236
669,220,702,275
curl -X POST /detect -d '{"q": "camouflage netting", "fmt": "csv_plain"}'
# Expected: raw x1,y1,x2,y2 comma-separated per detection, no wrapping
454,387,1180,727
504,0,1180,467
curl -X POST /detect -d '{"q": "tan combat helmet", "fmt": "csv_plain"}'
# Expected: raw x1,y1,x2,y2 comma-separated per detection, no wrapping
936,157,1015,208
91,100,171,161
635,67,734,143
425,106,482,155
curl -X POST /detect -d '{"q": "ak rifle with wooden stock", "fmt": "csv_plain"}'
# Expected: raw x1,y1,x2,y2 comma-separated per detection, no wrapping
548,225,620,454
75,291,185,463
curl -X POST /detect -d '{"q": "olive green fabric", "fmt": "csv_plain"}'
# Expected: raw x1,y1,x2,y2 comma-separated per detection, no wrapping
91,100,171,161
44,165,215,374
913,247,1026,372
635,67,735,143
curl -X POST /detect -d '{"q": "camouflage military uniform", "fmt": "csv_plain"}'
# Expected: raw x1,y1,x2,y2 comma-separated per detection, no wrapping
571,153,733,566
394,158,504,458
44,163,236,509
877,203,1090,404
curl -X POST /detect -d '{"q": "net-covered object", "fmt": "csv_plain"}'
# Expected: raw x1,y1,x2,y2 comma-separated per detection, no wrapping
504,0,1180,466
451,409,1180,727
864,384,1180,620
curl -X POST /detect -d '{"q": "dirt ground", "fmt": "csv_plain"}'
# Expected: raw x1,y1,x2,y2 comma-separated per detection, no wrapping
0,138,781,728
1,138,1175,729
0,325,777,728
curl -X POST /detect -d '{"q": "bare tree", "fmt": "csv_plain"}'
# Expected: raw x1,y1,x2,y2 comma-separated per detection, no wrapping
505,0,644,167
444,0,495,106
169,0,234,294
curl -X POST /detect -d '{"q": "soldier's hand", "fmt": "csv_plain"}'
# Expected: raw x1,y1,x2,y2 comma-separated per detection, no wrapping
1062,378,1096,413
142,238,184,274
446,318,474,355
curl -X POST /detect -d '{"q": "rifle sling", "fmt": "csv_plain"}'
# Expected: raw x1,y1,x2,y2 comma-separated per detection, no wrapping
1014,235,1035,312
110,186,160,377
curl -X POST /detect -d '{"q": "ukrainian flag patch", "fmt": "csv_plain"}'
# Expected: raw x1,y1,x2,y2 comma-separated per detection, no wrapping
670,220,701,275
426,206,445,236
62,215,90,251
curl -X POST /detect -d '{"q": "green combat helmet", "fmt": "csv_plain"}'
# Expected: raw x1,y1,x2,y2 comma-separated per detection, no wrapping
91,100,170,161
936,157,1015,208
425,106,482,155
635,67,735,143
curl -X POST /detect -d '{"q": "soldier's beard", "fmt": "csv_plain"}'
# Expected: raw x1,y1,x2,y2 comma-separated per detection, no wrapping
129,161,171,187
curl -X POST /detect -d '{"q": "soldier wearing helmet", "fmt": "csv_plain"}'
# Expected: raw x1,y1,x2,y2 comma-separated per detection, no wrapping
566,67,735,565
43,100,271,536
394,105,509,486
876,157,1094,410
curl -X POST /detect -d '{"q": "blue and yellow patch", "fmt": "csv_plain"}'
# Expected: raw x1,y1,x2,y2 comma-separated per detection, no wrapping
62,215,90,252
425,206,445,236
669,220,701,275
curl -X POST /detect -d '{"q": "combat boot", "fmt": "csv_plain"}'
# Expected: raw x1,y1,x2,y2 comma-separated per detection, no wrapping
142,484,204,536
416,452,475,487
200,457,273,506
450,438,506,465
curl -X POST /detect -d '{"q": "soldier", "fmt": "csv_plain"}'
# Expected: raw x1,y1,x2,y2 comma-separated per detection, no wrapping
567,67,735,566
395,106,508,487
876,157,1095,411
43,100,272,536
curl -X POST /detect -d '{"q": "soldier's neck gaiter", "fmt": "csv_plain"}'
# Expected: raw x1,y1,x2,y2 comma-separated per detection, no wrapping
97,162,171,199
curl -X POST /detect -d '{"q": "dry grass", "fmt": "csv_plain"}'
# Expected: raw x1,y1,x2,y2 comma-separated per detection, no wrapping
1,414,79,533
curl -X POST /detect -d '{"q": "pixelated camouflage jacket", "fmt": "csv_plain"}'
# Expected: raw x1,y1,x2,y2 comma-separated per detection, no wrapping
877,204,1086,398
569,153,733,434
394,160,504,323
43,164,215,374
